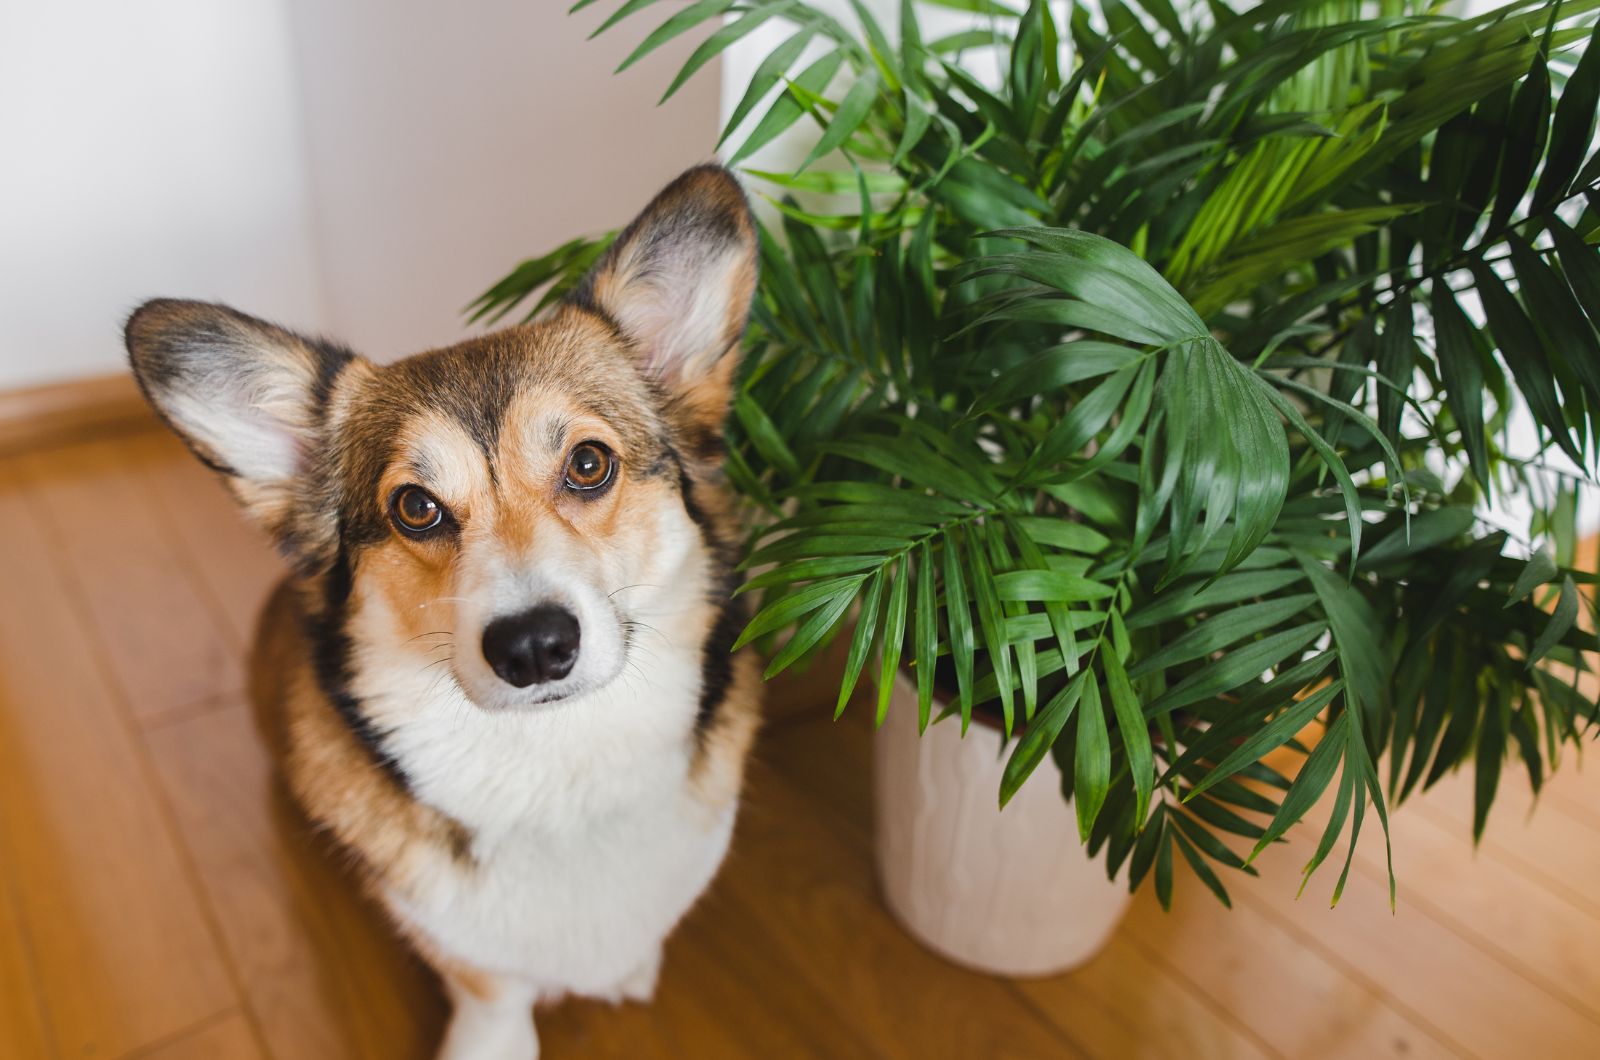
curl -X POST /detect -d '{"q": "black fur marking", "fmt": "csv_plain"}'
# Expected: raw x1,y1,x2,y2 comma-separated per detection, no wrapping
674,456,712,538
308,336,355,404
187,445,239,480
682,422,726,464
404,452,439,491
462,415,501,469
306,538,412,789
545,416,572,455
696,573,745,741
640,433,680,480
391,344,527,470
668,450,744,744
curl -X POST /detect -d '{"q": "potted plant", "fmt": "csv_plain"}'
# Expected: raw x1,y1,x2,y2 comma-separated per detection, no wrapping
474,0,1600,974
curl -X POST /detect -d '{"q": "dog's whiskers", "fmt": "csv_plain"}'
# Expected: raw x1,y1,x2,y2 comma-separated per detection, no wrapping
623,640,662,667
607,583,661,599
417,655,456,683
421,655,460,702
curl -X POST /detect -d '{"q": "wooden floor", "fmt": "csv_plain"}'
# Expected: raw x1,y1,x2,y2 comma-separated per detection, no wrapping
3,424,1600,1059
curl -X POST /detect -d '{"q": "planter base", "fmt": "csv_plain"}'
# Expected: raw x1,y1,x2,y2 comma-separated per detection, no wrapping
874,673,1131,978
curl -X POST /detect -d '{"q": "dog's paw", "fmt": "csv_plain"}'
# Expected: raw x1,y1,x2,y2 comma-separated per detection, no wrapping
438,998,539,1060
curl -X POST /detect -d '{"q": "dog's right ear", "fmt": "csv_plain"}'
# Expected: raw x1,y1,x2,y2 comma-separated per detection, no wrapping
568,165,756,452
125,299,359,552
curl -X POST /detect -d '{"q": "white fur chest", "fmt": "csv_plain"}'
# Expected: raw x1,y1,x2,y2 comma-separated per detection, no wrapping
363,646,734,998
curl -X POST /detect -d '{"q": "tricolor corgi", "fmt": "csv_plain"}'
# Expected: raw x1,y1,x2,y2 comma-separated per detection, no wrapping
125,165,763,1059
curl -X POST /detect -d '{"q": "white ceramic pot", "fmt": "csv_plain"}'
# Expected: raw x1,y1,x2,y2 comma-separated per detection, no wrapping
874,671,1132,977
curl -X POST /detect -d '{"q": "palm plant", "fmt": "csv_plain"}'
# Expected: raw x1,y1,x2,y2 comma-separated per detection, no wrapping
473,0,1600,909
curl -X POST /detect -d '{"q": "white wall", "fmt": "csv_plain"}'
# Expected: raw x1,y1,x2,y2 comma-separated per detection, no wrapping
283,0,721,360
0,0,326,390
0,1,721,388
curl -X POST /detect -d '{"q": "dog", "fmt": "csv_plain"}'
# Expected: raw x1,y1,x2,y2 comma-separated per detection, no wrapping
125,165,763,1059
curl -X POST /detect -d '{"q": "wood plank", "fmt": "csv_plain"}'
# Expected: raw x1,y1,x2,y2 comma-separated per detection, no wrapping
127,433,284,651
145,699,440,1060
1409,763,1600,915
0,858,51,1060
1117,887,1455,1060
665,884,881,1059
1541,780,1600,833
0,463,237,1057
0,372,156,457
761,716,1269,1060
1238,817,1600,1058
1349,796,1600,1026
727,754,1095,1059
132,1012,262,1060
21,440,243,723
1012,933,1273,1060
540,884,868,1060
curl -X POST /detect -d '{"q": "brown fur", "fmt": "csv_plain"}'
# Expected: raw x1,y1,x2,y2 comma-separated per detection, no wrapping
250,579,474,892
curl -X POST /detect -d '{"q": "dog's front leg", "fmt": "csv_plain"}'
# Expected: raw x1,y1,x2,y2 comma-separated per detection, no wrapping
437,966,539,1060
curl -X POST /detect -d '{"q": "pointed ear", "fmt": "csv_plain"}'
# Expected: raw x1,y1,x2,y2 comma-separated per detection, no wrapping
125,299,357,554
571,165,758,438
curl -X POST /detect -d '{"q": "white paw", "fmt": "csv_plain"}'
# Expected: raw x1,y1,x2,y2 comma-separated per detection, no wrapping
437,1000,539,1060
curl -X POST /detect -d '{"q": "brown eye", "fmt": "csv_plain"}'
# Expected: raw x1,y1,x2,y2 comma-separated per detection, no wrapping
564,442,614,492
391,485,445,535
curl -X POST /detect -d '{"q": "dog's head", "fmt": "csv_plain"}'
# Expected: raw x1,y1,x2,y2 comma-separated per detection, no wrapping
127,165,756,713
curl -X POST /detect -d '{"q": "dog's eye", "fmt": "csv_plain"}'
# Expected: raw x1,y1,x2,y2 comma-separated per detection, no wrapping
564,442,614,492
391,486,446,535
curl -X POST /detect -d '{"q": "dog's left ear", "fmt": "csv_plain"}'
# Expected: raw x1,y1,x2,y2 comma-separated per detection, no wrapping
125,299,359,568
571,165,757,443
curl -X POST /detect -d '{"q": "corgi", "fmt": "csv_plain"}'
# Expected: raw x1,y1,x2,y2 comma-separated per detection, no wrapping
125,165,763,1059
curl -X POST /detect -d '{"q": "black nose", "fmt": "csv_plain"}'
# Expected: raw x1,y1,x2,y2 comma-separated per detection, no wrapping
481,605,581,688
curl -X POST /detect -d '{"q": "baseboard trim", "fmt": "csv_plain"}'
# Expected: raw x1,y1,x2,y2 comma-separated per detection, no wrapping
0,373,157,456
